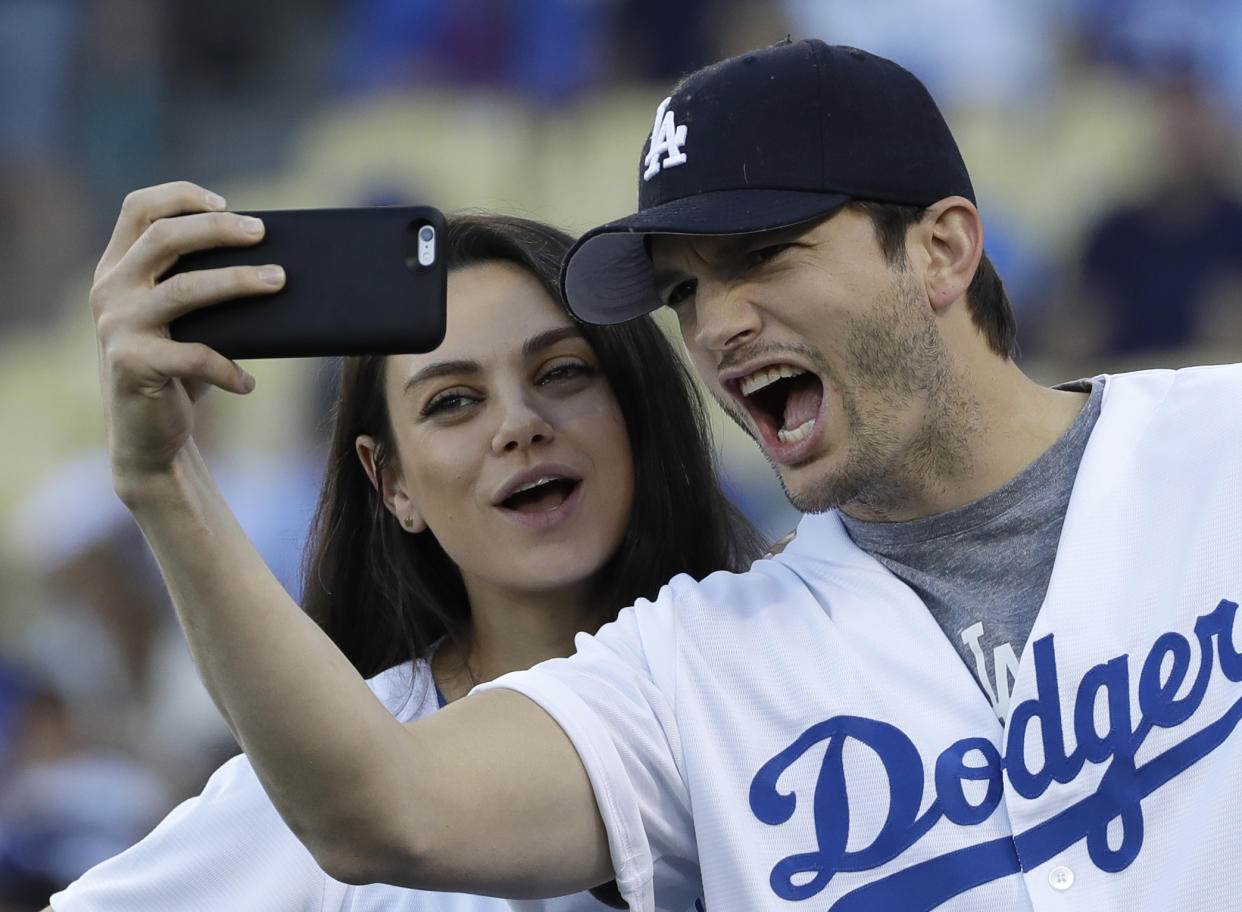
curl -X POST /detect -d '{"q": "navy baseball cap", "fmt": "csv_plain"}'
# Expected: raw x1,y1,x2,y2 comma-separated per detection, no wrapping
562,38,976,324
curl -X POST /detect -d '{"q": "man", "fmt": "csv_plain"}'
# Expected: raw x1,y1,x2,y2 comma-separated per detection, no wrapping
482,38,1242,909
88,38,1242,912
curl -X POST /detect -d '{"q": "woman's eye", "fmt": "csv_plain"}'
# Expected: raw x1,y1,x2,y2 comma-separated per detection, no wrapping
665,279,697,309
421,391,477,417
538,361,594,385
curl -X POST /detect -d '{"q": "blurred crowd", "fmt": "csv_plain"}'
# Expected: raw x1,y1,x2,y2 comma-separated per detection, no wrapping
3,0,1242,905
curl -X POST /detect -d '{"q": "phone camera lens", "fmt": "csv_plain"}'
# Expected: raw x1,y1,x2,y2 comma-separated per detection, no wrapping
418,226,434,242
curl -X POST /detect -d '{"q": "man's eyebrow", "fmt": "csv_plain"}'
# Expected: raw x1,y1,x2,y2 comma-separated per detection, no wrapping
651,226,812,289
652,267,685,291
401,326,585,394
740,223,814,247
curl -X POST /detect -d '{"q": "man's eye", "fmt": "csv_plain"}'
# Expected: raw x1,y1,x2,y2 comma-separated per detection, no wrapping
665,279,697,309
754,243,791,263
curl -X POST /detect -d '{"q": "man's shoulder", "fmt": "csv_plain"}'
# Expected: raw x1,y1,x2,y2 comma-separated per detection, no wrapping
639,511,883,622
1079,364,1242,478
1101,362,1242,409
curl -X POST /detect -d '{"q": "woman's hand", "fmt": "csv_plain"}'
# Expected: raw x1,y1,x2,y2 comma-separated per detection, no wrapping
90,181,284,497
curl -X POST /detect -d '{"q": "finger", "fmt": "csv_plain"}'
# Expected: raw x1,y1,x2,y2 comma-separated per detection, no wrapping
115,210,269,291
97,182,228,280
174,342,256,396
110,335,256,397
153,263,286,325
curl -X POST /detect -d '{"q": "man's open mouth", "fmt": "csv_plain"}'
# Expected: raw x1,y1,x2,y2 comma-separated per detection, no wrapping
735,364,825,449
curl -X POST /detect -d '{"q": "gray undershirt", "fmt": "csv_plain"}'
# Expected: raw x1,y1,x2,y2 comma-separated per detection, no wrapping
838,378,1103,722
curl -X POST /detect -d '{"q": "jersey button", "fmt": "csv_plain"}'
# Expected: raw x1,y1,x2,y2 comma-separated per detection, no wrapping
1048,865,1075,891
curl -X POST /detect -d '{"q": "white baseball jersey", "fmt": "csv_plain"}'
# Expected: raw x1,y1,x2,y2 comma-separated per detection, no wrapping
51,658,618,912
482,364,1242,911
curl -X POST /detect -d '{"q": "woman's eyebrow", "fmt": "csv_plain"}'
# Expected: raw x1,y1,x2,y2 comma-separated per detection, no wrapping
402,359,479,394
401,328,584,395
523,325,584,357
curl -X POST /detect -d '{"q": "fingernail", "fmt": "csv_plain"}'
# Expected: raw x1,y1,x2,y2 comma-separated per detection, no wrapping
240,216,263,235
258,265,284,286
241,371,256,393
204,190,227,209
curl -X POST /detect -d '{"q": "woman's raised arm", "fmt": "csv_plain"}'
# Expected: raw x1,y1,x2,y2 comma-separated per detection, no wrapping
89,182,612,896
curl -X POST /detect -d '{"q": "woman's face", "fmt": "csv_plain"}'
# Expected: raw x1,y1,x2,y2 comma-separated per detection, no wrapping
364,261,635,603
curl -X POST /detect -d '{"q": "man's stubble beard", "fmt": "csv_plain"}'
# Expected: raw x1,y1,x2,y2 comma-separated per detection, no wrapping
714,267,976,518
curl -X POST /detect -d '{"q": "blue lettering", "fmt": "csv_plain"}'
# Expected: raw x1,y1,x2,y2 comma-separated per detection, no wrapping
934,738,1002,826
1138,632,1205,730
1014,692,1242,869
749,716,939,901
1005,636,1084,797
1085,752,1145,871
1072,655,1131,764
751,596,1242,909
1197,599,1242,681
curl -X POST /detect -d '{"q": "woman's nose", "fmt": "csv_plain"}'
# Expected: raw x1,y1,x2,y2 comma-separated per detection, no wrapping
491,394,554,455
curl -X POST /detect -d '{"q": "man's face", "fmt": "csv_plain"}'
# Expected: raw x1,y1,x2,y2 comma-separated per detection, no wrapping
650,207,966,516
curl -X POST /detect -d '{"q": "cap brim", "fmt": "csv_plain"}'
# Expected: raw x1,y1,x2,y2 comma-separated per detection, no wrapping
562,188,851,324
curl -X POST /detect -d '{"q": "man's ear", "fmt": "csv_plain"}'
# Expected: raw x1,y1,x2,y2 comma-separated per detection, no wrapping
356,434,426,533
916,196,984,314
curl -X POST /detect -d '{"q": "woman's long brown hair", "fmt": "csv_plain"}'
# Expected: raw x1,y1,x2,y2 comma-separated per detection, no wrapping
300,214,763,678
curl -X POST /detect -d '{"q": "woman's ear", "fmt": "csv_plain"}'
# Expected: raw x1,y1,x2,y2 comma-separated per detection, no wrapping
917,196,984,314
356,434,426,533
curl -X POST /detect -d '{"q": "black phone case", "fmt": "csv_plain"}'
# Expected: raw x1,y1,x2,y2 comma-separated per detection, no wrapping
167,206,448,359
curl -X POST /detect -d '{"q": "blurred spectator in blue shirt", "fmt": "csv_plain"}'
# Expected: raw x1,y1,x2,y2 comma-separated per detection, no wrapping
335,0,611,104
1075,73,1242,356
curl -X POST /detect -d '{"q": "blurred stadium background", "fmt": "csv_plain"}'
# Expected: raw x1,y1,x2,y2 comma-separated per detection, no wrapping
2,0,1242,905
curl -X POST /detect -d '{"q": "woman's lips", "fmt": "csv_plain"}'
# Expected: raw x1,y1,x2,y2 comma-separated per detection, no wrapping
495,474,584,530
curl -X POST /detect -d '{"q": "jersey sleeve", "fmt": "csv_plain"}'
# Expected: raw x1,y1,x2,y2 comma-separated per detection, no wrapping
48,661,429,912
49,752,330,912
478,591,700,912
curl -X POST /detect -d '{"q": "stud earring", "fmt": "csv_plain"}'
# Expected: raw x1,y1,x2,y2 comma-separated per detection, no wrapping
403,516,414,530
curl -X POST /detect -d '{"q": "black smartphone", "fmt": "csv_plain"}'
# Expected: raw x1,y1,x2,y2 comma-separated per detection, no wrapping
167,206,448,359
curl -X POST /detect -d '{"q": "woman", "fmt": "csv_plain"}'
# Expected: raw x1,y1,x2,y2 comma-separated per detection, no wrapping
54,187,762,911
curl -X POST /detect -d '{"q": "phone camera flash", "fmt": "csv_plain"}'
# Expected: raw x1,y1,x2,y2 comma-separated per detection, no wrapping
417,225,436,266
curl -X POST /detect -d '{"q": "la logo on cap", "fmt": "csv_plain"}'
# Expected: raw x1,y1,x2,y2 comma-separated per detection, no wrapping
643,97,687,181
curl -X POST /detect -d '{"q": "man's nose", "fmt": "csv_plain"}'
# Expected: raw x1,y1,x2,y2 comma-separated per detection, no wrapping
692,280,762,354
